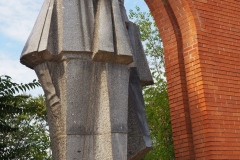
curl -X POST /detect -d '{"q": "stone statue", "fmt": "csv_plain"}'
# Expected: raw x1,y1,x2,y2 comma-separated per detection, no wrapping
20,0,153,159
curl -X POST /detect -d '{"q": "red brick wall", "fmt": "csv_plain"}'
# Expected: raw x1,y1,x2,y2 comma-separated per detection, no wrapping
145,0,240,159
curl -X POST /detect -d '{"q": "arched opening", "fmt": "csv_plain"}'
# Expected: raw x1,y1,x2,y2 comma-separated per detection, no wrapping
145,0,199,159
145,0,240,159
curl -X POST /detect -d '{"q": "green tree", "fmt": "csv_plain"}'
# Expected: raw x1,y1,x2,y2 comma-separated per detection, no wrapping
0,75,51,160
129,7,175,159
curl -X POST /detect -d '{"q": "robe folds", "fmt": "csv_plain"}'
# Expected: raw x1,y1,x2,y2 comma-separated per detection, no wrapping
21,0,133,67
20,0,154,159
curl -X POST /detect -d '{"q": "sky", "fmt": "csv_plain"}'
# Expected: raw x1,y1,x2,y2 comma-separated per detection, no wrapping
0,0,149,96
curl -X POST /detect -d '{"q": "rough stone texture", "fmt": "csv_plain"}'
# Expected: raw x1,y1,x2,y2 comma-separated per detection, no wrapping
128,68,152,160
93,0,115,55
62,0,94,52
21,0,54,68
34,63,66,159
92,0,133,64
22,0,51,55
35,55,129,159
145,0,240,159
20,0,133,68
21,0,153,159
127,22,153,86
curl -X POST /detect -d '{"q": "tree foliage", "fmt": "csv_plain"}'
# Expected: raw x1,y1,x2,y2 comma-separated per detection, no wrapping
0,75,51,160
129,7,175,159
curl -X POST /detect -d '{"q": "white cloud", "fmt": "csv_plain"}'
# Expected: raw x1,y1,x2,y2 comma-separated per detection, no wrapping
0,0,44,43
0,0,44,96
0,0,149,97
0,51,43,96
0,0,148,43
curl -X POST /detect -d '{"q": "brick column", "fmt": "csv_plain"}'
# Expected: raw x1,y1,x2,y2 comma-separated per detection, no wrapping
145,0,240,159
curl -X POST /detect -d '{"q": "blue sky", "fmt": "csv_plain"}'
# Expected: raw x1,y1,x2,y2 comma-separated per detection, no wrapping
0,0,149,96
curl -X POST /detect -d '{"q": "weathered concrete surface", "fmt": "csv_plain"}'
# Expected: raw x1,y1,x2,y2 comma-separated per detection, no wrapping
92,0,133,64
35,54,129,159
21,0,153,159
21,0,133,68
127,22,153,86
128,68,152,160
62,0,94,52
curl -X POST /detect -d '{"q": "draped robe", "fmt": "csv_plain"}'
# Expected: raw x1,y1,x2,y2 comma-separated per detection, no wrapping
20,0,153,159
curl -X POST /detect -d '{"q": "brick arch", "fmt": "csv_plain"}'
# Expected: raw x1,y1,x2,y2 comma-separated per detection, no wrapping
145,0,240,159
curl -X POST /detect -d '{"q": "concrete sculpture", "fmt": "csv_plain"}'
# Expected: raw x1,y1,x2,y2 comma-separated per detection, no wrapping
20,0,153,159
